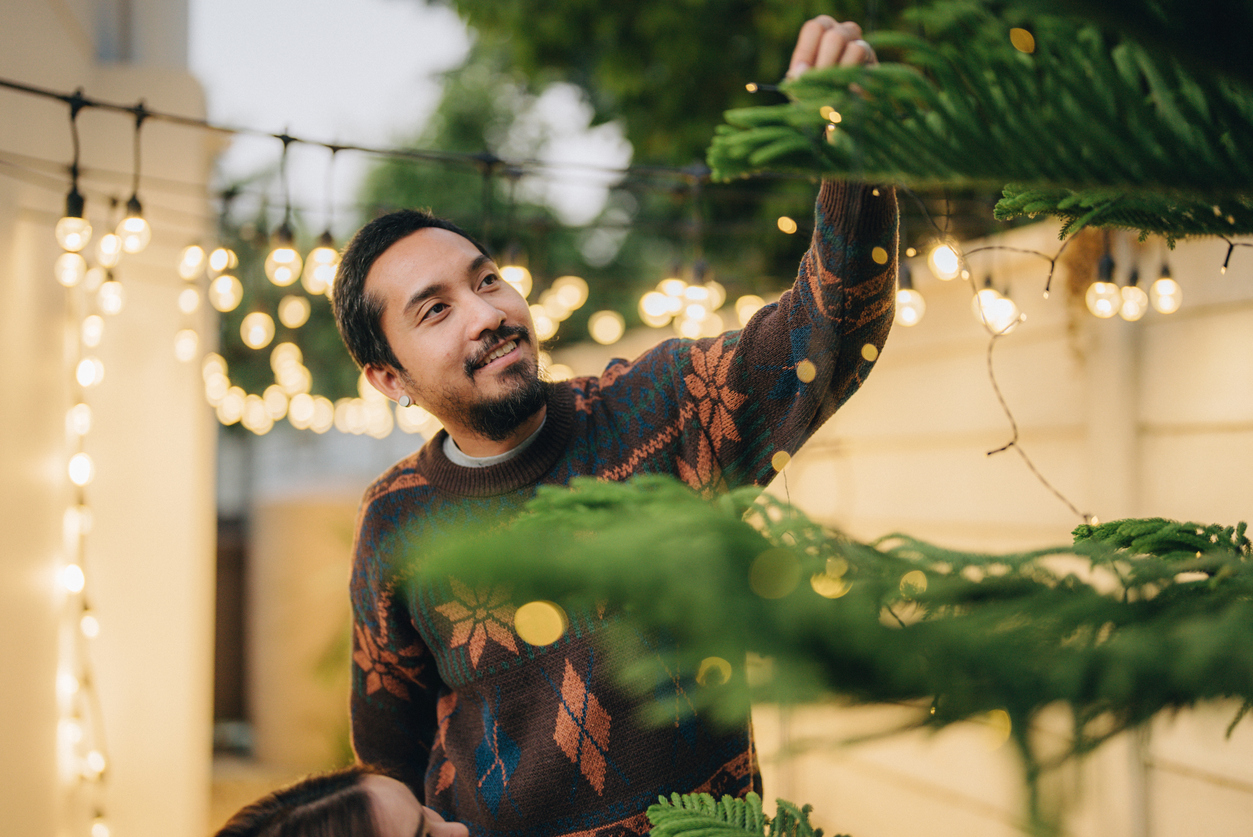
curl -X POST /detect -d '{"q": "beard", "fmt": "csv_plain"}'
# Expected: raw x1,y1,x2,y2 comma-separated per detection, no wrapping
404,324,550,442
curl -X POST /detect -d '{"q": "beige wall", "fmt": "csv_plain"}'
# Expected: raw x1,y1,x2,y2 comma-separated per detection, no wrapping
754,220,1253,836
0,3,217,836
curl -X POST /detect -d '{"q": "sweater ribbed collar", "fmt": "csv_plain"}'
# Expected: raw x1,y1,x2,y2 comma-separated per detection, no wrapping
413,381,575,497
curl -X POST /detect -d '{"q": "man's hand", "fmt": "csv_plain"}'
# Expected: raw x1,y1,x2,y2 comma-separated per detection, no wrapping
787,16,877,79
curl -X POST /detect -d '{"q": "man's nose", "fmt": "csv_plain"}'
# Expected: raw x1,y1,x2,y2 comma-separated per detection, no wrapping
467,294,507,339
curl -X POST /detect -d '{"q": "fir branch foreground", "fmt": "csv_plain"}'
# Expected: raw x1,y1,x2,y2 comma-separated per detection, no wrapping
648,792,841,837
706,2,1253,240
416,476,1253,832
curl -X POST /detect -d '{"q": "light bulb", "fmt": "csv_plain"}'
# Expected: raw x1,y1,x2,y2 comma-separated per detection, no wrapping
208,275,243,312
589,310,625,345
208,247,237,273
278,295,311,328
241,311,276,349
735,294,766,327
178,244,206,279
1120,284,1149,321
68,452,94,486
60,563,86,592
1085,281,1120,318
658,277,687,298
174,329,199,362
80,611,101,637
96,233,123,268
83,266,107,293
76,357,104,387
56,216,93,252
1150,277,1182,313
178,287,201,314
551,275,589,310
116,198,151,254
986,296,1023,334
97,279,125,315
66,403,92,436
927,242,961,281
529,306,557,341
265,246,302,287
302,238,339,295
639,291,672,327
54,252,88,287
81,314,105,348
895,288,925,326
265,224,302,286
500,265,532,299
777,216,798,234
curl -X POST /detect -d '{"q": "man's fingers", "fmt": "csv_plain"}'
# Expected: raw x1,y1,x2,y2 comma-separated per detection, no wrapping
789,19,874,78
788,15,837,78
840,39,877,67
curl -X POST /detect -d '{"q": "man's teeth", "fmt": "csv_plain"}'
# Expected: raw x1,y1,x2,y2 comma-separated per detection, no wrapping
482,340,517,365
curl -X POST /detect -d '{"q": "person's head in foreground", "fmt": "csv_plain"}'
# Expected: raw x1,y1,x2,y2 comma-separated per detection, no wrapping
215,764,469,837
332,209,548,456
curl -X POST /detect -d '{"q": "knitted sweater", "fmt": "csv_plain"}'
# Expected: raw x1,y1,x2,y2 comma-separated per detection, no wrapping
349,181,897,837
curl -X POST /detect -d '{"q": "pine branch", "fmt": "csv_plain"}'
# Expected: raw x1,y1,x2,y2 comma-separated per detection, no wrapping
647,793,843,837
706,3,1253,239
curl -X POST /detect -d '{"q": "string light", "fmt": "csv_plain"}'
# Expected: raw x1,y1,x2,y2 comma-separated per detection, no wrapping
54,252,88,287
278,295,311,329
1150,261,1182,314
302,146,341,296
177,244,206,280
894,263,925,327
927,240,961,280
55,91,92,253
208,274,243,312
1085,252,1120,318
1119,267,1149,321
589,310,626,345
265,135,303,286
116,105,152,253
97,276,125,315
241,311,276,350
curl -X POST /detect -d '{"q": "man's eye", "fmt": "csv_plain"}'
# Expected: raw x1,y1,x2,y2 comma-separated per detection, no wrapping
423,302,449,320
482,274,499,287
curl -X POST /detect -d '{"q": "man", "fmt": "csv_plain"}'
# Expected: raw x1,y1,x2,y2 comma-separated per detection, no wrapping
334,16,894,837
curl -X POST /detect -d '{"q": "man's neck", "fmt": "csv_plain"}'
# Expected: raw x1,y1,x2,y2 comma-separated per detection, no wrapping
446,404,548,458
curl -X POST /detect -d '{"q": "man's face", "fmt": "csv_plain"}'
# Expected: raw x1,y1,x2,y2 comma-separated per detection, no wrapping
363,227,543,440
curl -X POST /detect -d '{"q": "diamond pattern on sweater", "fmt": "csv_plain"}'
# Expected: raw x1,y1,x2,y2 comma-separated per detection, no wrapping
475,688,520,816
436,578,518,668
551,657,614,794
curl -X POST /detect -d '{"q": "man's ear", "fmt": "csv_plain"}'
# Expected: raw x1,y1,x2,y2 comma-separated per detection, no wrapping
363,363,407,403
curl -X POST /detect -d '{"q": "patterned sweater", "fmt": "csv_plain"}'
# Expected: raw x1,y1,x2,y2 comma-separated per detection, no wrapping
349,181,897,837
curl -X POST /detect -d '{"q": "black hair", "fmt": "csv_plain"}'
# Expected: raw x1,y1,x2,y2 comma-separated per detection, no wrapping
214,765,403,837
332,209,489,372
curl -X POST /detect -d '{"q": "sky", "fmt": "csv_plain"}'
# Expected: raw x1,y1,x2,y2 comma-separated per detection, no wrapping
188,0,630,235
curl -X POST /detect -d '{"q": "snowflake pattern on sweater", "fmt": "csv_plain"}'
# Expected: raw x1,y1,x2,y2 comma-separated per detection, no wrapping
349,181,897,837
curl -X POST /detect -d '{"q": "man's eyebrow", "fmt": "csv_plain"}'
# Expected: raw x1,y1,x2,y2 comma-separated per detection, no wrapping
400,255,495,318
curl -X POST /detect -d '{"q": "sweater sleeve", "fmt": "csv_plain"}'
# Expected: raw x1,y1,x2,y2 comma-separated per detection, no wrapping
349,493,444,799
625,181,897,491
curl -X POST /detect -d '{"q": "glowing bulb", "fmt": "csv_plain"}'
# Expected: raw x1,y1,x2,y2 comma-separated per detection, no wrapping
310,396,335,433
81,314,104,347
895,288,925,326
777,216,798,234
208,275,243,312
97,279,125,315
67,403,92,436
263,384,289,420
178,287,201,314
1120,284,1149,321
530,306,557,341
514,601,569,646
60,563,86,592
178,244,206,279
551,275,589,310
56,216,93,252
83,267,106,293
76,357,104,387
57,671,80,701
270,341,303,373
500,265,532,298
91,818,111,837
927,242,961,281
174,329,199,362
1151,277,1182,314
208,247,237,273
639,291,672,327
303,244,339,295
658,277,687,298
54,252,88,287
288,393,315,428
84,750,106,775
278,294,312,328
241,311,276,349
1085,280,1120,318
80,612,101,637
735,294,765,326
96,233,123,268
588,310,625,345
265,245,302,287
116,213,150,254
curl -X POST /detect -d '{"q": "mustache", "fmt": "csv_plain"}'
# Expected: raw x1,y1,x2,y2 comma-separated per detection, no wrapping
464,324,531,377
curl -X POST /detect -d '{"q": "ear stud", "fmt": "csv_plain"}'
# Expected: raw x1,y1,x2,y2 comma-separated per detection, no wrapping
398,395,413,408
